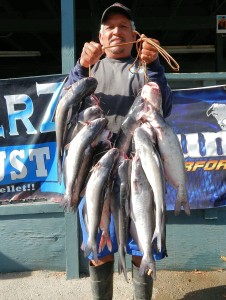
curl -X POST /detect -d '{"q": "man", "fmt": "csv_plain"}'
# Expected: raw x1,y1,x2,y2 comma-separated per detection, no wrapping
64,3,172,299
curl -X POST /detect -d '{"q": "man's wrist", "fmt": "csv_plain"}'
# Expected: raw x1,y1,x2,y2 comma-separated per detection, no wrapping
76,59,89,77
78,58,90,69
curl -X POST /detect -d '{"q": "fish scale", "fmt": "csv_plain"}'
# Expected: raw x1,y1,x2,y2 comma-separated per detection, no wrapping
55,77,98,182
130,154,156,279
144,108,190,216
133,126,166,252
84,148,120,262
63,117,108,212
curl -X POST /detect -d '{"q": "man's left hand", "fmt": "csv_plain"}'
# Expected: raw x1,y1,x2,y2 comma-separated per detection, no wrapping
140,34,159,65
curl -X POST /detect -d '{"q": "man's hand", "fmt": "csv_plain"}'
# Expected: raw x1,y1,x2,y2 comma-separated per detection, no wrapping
140,34,159,65
80,42,104,68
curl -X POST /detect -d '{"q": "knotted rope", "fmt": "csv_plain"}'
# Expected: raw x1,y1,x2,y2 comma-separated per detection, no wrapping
101,31,180,75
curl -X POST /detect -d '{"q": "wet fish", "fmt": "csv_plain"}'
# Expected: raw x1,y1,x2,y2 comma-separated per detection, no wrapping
115,96,145,154
141,81,163,115
63,144,94,213
111,157,131,282
84,148,120,262
55,77,98,182
130,154,156,279
117,158,131,282
144,108,190,216
99,187,113,254
133,126,166,252
65,105,102,145
63,118,108,211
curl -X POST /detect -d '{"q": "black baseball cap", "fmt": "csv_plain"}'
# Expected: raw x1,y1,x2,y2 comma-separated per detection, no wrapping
101,2,134,24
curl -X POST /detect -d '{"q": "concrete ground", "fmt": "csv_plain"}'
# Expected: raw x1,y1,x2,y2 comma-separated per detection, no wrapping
0,269,226,300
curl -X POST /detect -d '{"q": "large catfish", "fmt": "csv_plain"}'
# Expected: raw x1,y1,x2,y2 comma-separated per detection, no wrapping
55,77,98,182
133,126,166,252
84,148,119,262
130,154,156,279
115,96,145,155
144,108,190,216
64,105,102,145
63,118,108,211
111,157,131,282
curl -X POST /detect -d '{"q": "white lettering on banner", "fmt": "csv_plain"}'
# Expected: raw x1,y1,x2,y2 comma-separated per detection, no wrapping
180,130,226,158
29,147,50,177
0,152,6,181
10,150,27,179
1,81,63,137
0,146,51,182
36,82,63,133
4,94,37,136
0,184,36,194
183,133,200,158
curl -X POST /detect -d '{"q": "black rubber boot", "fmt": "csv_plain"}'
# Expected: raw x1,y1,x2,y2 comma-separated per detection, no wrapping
89,261,114,300
132,263,153,300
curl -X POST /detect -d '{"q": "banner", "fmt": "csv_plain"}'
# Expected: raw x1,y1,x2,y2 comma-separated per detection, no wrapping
0,74,225,210
0,74,66,204
166,85,226,210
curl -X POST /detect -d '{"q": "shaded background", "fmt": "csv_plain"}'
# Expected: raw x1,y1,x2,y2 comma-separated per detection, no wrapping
0,0,226,79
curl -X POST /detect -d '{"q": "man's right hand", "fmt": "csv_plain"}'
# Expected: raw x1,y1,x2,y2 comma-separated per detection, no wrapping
80,42,104,68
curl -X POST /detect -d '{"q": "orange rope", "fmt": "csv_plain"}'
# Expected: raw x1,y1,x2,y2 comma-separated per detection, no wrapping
102,31,180,72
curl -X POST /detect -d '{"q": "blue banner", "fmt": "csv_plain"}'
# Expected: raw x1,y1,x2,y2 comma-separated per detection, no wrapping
166,85,226,209
0,75,225,209
0,75,66,203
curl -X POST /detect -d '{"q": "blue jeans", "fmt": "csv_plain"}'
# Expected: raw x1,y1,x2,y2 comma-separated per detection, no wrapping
78,196,166,260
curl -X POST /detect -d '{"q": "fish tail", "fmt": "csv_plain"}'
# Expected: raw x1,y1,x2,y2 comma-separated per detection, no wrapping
62,194,72,213
84,239,98,263
106,236,113,252
139,258,156,280
175,187,190,216
174,200,181,216
183,201,191,216
57,162,62,184
152,228,162,252
118,247,128,282
98,232,112,253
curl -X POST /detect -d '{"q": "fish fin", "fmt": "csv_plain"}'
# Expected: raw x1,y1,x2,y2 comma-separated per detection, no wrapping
98,232,112,253
98,234,105,253
84,239,98,263
78,120,87,126
152,229,162,252
62,194,72,213
57,161,62,184
63,85,72,91
64,142,70,150
175,187,190,216
106,236,112,252
118,247,128,283
80,242,85,251
183,202,191,216
139,258,156,280
174,201,181,216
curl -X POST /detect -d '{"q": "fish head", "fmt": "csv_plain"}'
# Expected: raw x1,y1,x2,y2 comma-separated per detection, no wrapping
71,77,98,100
141,81,162,112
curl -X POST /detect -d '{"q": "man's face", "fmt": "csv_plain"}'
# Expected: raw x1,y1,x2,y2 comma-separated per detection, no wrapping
99,14,136,58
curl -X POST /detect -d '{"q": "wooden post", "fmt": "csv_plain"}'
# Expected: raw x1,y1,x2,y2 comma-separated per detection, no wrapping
61,0,76,74
61,0,79,279
65,211,80,279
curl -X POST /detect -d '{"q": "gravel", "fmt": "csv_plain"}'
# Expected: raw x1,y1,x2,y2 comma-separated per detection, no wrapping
0,269,226,300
